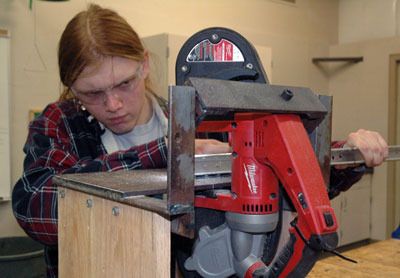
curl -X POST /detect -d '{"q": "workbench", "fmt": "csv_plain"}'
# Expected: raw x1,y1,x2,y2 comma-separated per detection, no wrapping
309,239,400,277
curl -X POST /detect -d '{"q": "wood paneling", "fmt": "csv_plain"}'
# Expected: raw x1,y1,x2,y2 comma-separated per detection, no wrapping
58,187,170,277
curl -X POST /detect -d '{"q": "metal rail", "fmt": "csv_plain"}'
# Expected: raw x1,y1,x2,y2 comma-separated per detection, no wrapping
330,145,400,166
195,145,400,174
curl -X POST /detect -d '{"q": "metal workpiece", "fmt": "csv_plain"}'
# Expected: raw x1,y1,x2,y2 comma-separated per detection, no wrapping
194,175,231,190
53,171,170,216
195,153,232,176
54,169,167,198
167,85,196,237
331,145,400,166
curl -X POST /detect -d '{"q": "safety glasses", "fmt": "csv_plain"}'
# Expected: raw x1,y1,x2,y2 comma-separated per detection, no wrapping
71,64,144,105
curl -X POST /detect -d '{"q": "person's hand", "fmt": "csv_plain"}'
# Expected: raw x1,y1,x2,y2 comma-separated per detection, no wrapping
338,129,388,169
195,139,231,154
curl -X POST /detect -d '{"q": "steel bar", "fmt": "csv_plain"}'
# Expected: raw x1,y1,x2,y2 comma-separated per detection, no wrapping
330,145,400,166
195,153,231,176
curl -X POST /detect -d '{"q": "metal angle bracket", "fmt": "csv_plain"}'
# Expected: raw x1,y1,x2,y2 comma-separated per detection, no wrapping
167,85,196,238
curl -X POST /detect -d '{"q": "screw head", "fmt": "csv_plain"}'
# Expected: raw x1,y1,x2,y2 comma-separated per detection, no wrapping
246,63,254,69
181,65,188,72
86,199,93,208
211,34,219,42
112,207,120,216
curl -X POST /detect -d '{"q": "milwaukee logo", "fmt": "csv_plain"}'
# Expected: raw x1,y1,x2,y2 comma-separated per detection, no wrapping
244,163,258,194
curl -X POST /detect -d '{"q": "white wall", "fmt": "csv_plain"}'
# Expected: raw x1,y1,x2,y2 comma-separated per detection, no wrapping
0,0,338,236
339,0,400,44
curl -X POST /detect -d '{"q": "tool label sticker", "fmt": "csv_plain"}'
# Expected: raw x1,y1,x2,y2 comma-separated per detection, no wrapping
186,39,244,62
244,163,258,194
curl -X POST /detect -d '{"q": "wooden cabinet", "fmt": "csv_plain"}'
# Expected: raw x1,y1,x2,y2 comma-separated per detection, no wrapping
331,174,372,246
58,187,171,278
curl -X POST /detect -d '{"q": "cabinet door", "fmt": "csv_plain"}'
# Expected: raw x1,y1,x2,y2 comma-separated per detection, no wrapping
338,175,372,246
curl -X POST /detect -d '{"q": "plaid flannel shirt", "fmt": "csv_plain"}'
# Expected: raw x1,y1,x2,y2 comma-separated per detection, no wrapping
329,141,365,199
11,98,363,277
12,98,168,277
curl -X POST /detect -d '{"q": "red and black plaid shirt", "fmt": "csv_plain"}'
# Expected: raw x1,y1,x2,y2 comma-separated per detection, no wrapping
12,99,168,277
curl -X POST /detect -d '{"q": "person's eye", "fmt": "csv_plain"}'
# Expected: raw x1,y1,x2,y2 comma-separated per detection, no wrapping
118,78,136,90
85,90,104,98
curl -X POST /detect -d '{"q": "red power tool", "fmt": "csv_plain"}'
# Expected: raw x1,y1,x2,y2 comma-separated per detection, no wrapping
185,113,338,277
174,28,339,277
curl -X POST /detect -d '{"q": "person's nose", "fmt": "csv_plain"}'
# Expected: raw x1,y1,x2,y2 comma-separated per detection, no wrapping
104,90,123,112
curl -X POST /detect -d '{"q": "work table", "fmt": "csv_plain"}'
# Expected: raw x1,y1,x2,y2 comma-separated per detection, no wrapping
309,239,400,277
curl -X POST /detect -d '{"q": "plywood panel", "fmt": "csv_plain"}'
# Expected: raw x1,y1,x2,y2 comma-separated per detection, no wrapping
58,187,171,278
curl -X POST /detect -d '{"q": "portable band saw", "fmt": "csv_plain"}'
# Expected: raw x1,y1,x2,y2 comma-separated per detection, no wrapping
169,27,339,277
